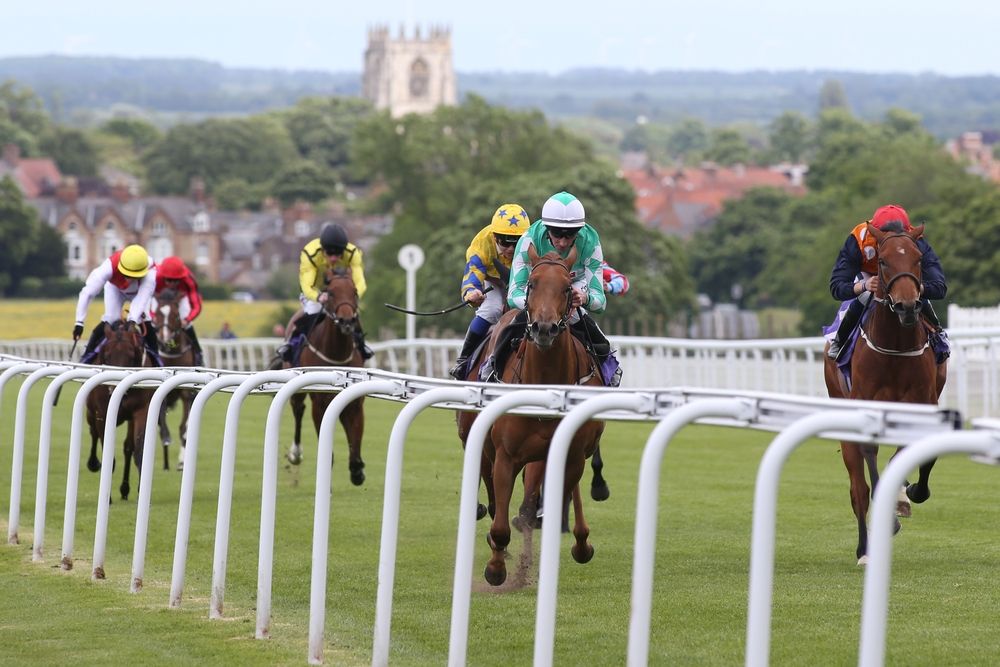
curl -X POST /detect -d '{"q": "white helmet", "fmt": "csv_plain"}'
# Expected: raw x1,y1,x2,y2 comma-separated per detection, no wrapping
540,191,586,229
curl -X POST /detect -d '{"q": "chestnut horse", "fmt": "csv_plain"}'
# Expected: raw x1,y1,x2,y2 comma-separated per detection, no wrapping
152,287,196,471
458,246,605,586
283,268,367,486
86,319,156,500
823,223,947,565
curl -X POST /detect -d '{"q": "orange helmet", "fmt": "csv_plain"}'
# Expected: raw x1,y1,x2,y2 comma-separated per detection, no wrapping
158,256,187,280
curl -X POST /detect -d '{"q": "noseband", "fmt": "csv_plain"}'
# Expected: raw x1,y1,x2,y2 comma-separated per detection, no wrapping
524,259,573,343
322,276,359,333
874,232,924,315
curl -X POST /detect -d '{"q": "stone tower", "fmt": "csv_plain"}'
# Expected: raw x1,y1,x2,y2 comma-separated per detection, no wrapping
362,24,457,117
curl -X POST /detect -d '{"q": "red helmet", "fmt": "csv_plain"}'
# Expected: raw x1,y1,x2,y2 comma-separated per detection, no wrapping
158,256,187,280
871,204,911,231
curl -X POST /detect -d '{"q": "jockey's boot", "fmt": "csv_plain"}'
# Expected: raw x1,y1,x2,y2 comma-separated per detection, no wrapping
827,298,865,360
352,319,375,361
186,324,204,366
449,317,491,380
81,322,106,362
921,301,951,363
570,313,621,386
141,322,163,366
277,312,319,363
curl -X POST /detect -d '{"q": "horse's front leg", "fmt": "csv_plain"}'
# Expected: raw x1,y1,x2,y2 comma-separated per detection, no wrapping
339,396,366,486
287,393,306,465
86,404,104,472
590,442,610,501
565,453,594,564
485,451,515,586
514,461,543,532
177,391,193,472
905,456,936,504
120,419,135,501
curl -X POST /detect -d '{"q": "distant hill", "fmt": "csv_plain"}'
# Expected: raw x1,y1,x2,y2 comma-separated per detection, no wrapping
3,55,999,138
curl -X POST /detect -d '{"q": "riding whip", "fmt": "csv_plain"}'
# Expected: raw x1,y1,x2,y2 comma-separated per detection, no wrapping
384,287,493,317
54,338,80,406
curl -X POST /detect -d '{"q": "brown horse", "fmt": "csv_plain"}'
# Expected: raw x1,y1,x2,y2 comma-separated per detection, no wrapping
284,268,367,485
152,287,196,471
824,223,947,564
86,319,157,500
458,246,605,586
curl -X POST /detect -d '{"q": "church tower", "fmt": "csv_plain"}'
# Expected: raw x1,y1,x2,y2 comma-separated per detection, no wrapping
362,24,457,117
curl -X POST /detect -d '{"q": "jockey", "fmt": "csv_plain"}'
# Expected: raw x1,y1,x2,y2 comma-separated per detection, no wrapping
448,203,532,379
507,191,622,387
275,222,372,363
73,244,161,365
152,255,205,365
826,204,948,360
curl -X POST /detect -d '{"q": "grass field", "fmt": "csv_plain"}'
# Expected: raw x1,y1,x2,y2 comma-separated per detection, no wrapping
1,378,999,665
0,299,298,340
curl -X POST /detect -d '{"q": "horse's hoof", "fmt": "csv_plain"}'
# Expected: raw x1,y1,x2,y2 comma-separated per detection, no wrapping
906,483,931,504
571,543,595,564
476,503,487,521
349,461,365,486
896,501,912,518
87,459,101,473
176,461,184,472
286,446,302,465
857,555,869,566
893,518,902,535
590,482,610,502
484,564,507,586
512,515,530,533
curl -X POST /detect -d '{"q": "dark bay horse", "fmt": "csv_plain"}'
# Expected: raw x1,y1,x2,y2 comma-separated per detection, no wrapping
86,319,157,500
824,223,947,565
457,246,605,586
152,287,196,471
284,268,367,486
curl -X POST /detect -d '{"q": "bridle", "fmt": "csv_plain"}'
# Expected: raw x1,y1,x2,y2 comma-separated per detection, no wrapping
305,273,359,365
524,258,573,344
103,321,147,367
155,300,191,358
873,232,924,316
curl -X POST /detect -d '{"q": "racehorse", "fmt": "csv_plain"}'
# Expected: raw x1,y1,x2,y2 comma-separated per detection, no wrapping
457,246,605,586
86,319,157,500
823,223,947,565
283,268,367,486
152,287,196,471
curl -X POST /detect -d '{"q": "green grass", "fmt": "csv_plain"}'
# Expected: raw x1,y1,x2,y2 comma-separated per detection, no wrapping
1,379,999,665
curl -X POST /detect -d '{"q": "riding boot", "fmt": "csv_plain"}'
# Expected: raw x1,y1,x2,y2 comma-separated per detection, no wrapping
828,298,865,360
483,311,527,382
921,300,943,330
81,322,106,362
921,301,951,363
449,318,490,380
280,312,320,363
353,321,375,361
141,322,163,366
570,312,621,386
185,324,204,366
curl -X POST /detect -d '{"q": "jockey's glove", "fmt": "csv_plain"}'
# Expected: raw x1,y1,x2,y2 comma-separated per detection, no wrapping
73,323,84,340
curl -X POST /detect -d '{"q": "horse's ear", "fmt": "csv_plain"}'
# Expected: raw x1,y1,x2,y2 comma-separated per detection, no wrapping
868,222,885,243
565,246,578,268
910,224,925,240
527,243,540,266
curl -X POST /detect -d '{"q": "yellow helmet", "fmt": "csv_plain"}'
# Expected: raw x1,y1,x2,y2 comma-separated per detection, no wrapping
489,204,531,237
117,244,150,278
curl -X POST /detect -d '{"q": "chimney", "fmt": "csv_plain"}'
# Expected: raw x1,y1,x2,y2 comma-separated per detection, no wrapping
2,143,20,167
55,176,79,205
190,177,206,204
110,179,131,204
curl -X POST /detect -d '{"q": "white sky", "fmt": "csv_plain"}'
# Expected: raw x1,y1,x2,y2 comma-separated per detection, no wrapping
4,0,999,76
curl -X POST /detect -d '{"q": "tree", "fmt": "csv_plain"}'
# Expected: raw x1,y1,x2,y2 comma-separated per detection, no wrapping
768,111,811,162
0,81,49,144
39,127,100,177
818,79,849,112
0,176,64,295
666,117,709,162
276,96,374,181
143,116,298,194
271,160,338,206
705,128,752,166
100,117,162,151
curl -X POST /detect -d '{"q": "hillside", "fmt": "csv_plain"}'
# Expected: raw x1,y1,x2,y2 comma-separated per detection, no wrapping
3,55,1000,137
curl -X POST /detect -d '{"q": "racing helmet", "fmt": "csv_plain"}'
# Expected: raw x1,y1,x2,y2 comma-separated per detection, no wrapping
540,191,586,229
158,256,186,280
489,204,531,237
117,245,150,278
320,223,349,254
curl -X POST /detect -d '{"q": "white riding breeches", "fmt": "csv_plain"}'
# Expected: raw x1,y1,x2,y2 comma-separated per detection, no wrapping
475,288,506,324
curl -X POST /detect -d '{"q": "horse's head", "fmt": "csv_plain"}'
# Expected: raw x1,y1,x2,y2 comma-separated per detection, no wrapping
100,319,145,367
870,222,925,327
153,288,185,350
524,244,576,349
322,268,360,335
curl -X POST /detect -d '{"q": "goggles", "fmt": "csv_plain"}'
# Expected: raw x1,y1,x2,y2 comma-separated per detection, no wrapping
494,234,519,248
323,246,345,256
546,226,579,240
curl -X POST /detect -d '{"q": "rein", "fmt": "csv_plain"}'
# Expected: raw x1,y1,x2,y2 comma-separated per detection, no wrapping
306,276,359,365
861,231,930,357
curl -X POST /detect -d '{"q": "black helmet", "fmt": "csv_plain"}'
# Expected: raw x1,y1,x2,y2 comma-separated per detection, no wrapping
320,224,348,254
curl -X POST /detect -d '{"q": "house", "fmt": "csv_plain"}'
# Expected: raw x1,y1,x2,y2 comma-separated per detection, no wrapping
0,143,61,198
621,154,808,237
945,131,1000,183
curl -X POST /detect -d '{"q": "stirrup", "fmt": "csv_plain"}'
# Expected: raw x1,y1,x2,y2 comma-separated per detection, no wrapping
449,358,467,380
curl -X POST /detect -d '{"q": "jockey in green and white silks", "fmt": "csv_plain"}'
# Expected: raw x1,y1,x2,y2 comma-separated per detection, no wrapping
505,191,622,386
507,220,606,317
